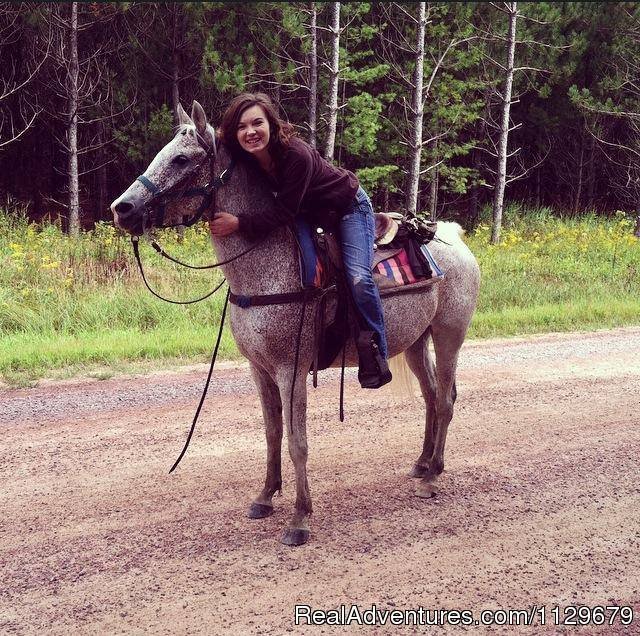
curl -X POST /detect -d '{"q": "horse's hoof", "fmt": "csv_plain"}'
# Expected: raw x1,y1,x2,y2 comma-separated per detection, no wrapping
281,527,310,546
409,464,430,478
247,502,274,519
416,482,439,499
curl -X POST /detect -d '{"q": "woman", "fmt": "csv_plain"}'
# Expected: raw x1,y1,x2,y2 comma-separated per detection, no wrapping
210,92,391,389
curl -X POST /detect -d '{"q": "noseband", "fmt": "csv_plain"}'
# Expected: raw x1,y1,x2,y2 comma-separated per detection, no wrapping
135,128,234,231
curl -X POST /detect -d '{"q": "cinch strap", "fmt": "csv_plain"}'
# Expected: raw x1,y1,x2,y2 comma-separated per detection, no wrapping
229,288,324,308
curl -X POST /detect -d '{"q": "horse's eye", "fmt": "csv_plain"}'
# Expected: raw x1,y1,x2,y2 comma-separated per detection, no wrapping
173,154,189,166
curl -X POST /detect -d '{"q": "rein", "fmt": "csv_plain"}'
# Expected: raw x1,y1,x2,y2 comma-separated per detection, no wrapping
131,237,226,305
169,287,231,474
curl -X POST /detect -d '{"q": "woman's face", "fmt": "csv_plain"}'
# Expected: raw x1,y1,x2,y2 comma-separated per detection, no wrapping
236,104,271,159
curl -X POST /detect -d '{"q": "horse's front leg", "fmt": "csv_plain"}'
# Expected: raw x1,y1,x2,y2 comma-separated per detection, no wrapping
277,367,311,546
247,363,283,519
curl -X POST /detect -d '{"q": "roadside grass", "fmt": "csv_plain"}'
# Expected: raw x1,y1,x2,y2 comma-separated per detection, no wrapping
1,204,639,385
465,208,640,338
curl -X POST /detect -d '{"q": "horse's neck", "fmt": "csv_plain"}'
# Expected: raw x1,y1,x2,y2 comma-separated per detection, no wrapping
210,148,301,296
211,227,300,296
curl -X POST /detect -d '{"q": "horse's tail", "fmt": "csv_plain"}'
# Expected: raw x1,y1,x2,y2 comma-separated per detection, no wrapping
386,222,465,399
388,353,421,399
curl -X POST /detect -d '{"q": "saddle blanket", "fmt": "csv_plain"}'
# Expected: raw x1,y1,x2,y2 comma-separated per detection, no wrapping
373,242,443,289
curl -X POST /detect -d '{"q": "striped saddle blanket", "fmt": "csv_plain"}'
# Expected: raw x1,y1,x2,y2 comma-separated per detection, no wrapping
372,241,443,289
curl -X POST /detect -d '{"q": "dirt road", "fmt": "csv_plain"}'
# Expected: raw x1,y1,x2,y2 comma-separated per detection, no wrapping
1,328,639,635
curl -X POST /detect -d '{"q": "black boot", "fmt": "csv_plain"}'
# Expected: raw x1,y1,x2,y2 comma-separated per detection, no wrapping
356,330,392,389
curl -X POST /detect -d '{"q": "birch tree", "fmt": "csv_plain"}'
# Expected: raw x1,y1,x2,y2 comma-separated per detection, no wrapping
490,1,517,244
380,3,481,217
308,1,318,148
405,2,427,217
324,1,340,161
473,1,559,240
67,1,80,234
38,2,127,233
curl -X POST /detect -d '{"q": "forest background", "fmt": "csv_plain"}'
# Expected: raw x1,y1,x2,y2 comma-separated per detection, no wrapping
1,1,639,385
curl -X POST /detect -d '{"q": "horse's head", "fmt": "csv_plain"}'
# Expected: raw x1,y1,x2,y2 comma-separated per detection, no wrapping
111,101,217,235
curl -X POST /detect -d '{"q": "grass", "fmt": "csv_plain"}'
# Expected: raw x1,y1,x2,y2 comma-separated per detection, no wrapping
1,203,639,385
465,208,640,338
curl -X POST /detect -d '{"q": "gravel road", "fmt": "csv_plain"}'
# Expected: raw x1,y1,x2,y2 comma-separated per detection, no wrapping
1,327,639,635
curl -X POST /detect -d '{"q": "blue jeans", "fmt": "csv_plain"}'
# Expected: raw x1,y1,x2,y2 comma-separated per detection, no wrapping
339,186,388,359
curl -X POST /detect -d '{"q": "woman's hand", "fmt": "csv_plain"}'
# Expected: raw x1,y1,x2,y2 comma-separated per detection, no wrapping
210,212,239,237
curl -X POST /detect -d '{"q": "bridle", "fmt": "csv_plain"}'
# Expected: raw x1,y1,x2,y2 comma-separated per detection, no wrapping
130,127,259,305
135,128,234,233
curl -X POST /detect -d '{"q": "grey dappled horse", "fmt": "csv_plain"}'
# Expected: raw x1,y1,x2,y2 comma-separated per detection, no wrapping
111,101,480,546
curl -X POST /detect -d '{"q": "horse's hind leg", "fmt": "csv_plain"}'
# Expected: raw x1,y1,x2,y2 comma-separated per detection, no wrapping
247,363,283,519
404,331,438,478
424,324,466,480
277,368,312,546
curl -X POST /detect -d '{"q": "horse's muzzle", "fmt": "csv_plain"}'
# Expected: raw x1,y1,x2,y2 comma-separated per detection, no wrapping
112,198,145,236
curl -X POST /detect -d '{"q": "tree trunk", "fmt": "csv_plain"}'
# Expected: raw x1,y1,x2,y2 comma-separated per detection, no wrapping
271,7,282,107
171,53,180,122
469,87,491,227
308,2,318,148
67,1,80,236
171,5,180,122
96,123,107,223
405,1,426,217
324,1,340,161
469,187,478,228
586,134,595,210
337,23,348,166
491,1,517,245
573,133,584,215
271,57,281,106
429,167,439,220
469,141,480,227
635,200,640,238
97,161,107,224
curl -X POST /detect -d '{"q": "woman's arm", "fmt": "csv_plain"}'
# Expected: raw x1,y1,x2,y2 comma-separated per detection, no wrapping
211,142,314,241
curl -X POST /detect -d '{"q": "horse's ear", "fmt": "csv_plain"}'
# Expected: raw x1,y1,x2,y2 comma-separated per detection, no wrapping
176,103,193,127
191,100,208,135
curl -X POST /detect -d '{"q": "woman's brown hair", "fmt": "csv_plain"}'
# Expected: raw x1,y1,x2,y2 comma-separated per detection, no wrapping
220,92,296,162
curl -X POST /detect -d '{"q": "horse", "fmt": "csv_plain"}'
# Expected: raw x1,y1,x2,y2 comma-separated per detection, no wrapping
111,101,480,546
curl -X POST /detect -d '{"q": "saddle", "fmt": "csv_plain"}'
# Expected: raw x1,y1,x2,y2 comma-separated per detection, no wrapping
293,213,444,372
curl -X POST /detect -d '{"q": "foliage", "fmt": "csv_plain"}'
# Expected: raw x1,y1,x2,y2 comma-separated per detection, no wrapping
0,2,639,230
467,207,640,335
356,165,400,197
343,92,383,155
